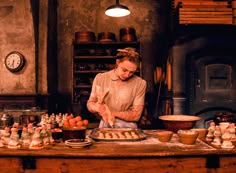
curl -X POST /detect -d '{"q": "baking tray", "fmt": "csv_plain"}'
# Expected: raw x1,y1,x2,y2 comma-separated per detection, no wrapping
89,128,147,141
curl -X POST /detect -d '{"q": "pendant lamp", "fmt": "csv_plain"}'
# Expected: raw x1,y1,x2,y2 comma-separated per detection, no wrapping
105,0,130,17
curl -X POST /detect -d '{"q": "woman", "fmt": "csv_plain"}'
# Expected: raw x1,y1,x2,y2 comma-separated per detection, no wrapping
87,47,147,128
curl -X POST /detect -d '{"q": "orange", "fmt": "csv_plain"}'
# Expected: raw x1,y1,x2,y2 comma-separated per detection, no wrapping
63,120,70,127
67,114,73,120
76,120,84,127
75,116,82,122
69,118,76,127
83,119,89,126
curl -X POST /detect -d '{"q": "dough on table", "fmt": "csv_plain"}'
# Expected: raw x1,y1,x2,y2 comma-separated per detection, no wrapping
105,132,112,139
124,132,132,139
98,132,104,139
111,133,119,139
117,132,125,139
131,131,139,139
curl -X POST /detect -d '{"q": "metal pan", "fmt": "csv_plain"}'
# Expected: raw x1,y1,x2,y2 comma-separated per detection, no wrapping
89,128,147,142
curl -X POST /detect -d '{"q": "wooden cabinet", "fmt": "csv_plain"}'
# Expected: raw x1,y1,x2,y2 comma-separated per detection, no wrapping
2,156,235,173
72,42,142,124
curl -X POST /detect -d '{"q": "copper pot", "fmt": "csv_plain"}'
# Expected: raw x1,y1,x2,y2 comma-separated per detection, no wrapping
98,32,116,42
74,31,96,43
119,27,137,42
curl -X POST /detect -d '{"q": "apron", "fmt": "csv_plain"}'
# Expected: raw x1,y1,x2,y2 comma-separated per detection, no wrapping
99,118,137,128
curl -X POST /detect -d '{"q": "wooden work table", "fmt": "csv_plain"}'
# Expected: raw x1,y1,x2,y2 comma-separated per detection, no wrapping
0,130,236,173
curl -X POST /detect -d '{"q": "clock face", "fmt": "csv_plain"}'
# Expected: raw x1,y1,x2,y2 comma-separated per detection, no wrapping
4,51,25,72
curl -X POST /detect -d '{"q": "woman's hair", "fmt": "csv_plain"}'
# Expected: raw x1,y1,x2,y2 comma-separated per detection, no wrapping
116,47,140,66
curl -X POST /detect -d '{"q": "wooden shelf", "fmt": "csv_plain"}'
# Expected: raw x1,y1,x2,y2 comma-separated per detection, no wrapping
74,70,108,74
73,41,140,46
74,56,116,59
73,85,92,88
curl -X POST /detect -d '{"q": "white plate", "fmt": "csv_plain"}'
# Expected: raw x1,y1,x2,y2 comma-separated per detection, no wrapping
65,138,92,148
65,138,91,145
65,143,92,148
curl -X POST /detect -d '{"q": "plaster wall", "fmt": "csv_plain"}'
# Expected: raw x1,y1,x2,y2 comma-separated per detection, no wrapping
57,0,166,95
0,0,36,94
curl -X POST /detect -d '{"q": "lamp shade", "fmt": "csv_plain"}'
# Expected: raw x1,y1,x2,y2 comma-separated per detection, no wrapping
105,0,130,17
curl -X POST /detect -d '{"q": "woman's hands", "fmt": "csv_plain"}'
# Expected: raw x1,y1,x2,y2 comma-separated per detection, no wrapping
94,102,114,127
87,86,114,126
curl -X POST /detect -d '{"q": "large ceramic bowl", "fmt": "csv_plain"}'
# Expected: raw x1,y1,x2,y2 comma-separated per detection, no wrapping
159,115,201,133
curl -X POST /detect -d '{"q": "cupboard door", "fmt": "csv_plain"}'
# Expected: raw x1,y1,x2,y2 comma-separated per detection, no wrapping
0,158,22,173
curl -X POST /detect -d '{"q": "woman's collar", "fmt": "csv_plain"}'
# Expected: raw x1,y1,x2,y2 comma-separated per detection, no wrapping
111,69,119,81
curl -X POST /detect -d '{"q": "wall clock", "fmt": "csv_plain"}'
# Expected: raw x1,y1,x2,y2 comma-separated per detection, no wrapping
4,51,26,73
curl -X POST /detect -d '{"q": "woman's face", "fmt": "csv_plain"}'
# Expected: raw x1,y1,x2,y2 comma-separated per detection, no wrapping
116,59,138,81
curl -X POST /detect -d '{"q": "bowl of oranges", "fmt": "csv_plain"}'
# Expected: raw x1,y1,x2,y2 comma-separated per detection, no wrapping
62,115,89,142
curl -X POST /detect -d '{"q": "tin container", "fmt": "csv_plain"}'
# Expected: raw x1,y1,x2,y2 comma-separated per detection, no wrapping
89,128,146,141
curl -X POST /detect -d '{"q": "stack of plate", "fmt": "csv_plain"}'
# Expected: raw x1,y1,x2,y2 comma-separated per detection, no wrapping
64,138,92,148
